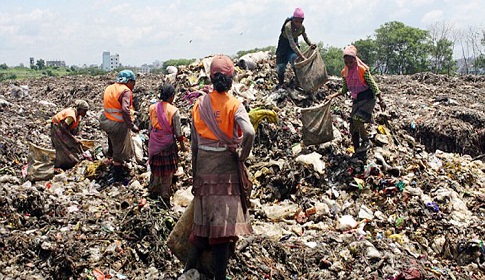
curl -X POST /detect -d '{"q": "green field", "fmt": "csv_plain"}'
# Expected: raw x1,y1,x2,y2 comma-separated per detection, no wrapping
0,67,72,82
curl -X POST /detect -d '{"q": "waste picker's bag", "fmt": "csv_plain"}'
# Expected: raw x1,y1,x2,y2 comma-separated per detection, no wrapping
300,99,334,146
166,200,213,274
132,133,144,164
294,47,328,93
26,142,55,181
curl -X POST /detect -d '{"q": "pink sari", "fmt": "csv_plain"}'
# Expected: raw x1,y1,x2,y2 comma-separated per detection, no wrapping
148,102,174,160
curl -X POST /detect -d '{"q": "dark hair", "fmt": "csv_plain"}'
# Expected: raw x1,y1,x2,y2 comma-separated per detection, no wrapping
211,72,233,92
159,84,175,101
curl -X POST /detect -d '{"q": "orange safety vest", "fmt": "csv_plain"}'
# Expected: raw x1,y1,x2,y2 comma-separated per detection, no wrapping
52,108,80,130
103,83,133,122
149,102,178,129
192,91,242,141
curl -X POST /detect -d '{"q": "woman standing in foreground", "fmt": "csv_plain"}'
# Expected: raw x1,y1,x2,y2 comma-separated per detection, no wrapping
185,55,255,279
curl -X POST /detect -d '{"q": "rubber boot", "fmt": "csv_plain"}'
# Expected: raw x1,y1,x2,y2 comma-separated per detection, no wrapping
184,245,203,272
112,165,123,182
276,69,285,89
212,242,230,280
351,133,360,152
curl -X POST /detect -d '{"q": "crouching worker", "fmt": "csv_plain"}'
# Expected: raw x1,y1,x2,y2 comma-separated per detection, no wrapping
185,55,255,280
147,84,186,207
50,99,89,170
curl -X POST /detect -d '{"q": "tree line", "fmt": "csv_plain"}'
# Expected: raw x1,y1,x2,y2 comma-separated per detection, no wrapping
320,21,485,76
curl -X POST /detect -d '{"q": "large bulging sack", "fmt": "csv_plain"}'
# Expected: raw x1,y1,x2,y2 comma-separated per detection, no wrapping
166,200,213,275
294,47,328,93
26,142,55,181
300,99,334,146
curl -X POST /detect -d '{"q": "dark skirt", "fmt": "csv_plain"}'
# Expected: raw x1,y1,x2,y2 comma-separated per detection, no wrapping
276,34,294,65
149,142,178,177
351,88,376,123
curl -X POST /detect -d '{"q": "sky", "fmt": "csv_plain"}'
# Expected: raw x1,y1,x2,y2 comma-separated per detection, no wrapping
0,0,483,67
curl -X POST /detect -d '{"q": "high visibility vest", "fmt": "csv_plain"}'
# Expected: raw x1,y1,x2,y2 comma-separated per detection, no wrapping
103,83,133,122
192,91,242,141
149,102,178,130
52,108,79,131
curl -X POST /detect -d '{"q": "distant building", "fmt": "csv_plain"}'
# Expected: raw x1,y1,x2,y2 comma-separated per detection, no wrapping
30,57,35,66
138,64,151,74
46,60,66,67
102,51,120,71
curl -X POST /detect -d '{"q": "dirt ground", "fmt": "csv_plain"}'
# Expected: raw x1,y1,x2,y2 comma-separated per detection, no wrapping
0,58,484,279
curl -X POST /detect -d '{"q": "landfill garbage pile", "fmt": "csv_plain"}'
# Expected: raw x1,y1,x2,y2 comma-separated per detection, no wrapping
0,55,484,279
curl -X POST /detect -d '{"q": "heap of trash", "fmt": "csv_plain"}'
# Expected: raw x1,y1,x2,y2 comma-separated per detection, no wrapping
0,53,484,279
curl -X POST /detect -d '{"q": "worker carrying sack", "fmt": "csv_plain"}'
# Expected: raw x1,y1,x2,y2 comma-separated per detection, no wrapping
294,46,328,93
300,99,334,146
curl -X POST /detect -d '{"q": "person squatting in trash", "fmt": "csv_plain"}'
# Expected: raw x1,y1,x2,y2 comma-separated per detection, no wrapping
99,70,140,182
185,55,255,280
147,83,186,207
275,7,316,89
327,45,386,153
50,99,89,170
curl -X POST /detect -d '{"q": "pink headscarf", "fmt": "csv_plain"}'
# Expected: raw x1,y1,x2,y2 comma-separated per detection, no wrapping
341,45,369,78
293,7,304,19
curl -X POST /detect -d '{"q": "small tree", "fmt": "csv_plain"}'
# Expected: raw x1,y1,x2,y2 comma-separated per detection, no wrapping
36,59,46,70
374,21,431,74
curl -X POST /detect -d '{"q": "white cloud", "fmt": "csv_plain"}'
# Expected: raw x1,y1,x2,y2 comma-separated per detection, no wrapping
0,0,483,66
422,10,444,25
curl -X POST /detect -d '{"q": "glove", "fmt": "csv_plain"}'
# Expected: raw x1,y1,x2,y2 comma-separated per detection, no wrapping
310,44,317,49
248,109,278,131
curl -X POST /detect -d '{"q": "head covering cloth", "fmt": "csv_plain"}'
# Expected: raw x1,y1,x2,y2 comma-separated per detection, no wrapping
293,7,305,19
210,55,235,78
342,45,369,78
74,99,89,110
116,70,136,83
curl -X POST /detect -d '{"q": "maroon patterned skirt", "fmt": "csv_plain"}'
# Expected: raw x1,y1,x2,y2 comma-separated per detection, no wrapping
149,142,178,177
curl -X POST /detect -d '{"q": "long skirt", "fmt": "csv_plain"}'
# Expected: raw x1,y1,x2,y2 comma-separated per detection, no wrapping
99,113,133,163
148,143,178,198
50,123,83,170
351,89,376,123
190,149,252,243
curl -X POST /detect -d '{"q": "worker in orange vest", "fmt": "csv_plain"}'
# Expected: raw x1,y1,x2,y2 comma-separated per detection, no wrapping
184,55,255,280
99,70,139,182
147,83,186,207
50,99,89,170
